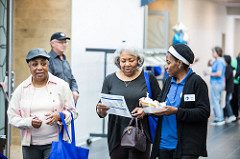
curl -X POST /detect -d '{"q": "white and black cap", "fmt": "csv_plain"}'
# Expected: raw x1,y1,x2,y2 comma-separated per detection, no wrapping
50,32,70,41
168,44,194,65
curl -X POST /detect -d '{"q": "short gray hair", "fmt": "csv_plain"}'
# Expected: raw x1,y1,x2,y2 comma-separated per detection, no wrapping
114,48,144,69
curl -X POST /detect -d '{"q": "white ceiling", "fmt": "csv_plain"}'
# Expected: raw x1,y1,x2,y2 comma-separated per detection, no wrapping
212,0,240,3
212,0,240,17
211,0,240,10
211,0,240,5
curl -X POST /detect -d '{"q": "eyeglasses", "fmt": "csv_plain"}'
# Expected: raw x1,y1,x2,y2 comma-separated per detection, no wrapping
54,40,68,45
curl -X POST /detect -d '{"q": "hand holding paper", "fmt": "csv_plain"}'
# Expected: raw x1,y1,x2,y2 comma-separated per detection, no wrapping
96,103,110,117
100,93,132,118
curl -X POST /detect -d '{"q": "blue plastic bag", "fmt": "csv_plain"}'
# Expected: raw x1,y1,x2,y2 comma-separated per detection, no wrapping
49,112,89,159
0,153,7,159
144,72,158,143
146,66,162,76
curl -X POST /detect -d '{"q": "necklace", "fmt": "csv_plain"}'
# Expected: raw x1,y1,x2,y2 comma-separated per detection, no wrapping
124,81,131,87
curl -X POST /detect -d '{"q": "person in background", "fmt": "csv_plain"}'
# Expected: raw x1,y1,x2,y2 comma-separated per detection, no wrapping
7,48,77,159
231,52,240,119
139,44,210,159
96,47,161,159
48,32,79,104
206,46,226,126
223,55,236,123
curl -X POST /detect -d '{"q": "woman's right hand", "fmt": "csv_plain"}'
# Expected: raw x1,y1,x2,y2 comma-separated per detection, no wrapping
32,117,42,128
96,103,109,117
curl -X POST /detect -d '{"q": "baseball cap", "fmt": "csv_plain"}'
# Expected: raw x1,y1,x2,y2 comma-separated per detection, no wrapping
50,32,70,41
26,48,50,63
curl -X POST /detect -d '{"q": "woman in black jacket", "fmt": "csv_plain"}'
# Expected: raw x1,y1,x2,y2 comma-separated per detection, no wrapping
140,44,210,159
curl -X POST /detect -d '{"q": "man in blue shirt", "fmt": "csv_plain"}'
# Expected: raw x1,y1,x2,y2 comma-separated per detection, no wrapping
48,32,79,104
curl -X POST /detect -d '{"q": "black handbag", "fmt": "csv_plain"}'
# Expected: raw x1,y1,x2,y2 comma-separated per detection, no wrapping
120,118,147,152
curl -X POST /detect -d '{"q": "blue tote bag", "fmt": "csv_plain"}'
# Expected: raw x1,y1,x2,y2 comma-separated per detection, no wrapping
144,71,158,143
0,153,7,159
49,112,89,159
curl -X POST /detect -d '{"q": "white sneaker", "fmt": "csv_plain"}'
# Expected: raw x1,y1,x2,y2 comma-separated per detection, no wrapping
211,120,225,126
210,121,217,126
215,120,225,126
226,116,236,123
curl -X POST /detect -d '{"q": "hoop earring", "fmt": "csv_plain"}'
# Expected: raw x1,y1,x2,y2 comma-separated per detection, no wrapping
137,60,141,67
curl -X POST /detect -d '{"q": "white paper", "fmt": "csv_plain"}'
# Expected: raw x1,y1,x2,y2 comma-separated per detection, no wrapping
100,93,132,118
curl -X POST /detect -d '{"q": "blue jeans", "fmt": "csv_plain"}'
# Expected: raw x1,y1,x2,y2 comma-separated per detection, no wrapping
210,84,224,121
224,92,234,117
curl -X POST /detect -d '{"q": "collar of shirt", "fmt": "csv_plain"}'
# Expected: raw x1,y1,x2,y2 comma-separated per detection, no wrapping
166,68,193,107
23,72,58,88
171,68,193,85
50,50,66,60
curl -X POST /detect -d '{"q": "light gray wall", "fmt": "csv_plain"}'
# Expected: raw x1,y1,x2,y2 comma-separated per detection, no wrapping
71,0,144,143
234,19,240,55
70,0,239,142
178,0,228,79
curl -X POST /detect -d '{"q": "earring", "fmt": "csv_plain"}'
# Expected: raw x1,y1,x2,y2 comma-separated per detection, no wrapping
137,60,141,66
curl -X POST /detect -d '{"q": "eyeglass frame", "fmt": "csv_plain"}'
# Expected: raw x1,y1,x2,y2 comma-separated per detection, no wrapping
51,39,69,45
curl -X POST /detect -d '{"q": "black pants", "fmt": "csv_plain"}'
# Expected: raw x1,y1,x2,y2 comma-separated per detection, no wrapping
231,84,240,118
110,142,151,159
22,144,52,159
158,149,199,159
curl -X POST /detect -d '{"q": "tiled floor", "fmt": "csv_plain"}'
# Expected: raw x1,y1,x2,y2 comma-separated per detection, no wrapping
7,119,240,159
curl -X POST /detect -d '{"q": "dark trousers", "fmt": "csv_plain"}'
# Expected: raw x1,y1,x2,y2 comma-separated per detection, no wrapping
158,149,175,159
110,142,151,159
157,149,199,159
231,84,240,118
22,144,52,159
224,92,234,117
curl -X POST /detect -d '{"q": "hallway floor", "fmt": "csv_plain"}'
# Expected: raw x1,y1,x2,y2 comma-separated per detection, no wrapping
8,119,240,159
86,119,240,159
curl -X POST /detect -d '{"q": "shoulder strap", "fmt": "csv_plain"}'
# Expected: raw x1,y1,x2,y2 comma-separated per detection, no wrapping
144,71,152,98
59,112,70,141
59,112,76,145
150,116,163,159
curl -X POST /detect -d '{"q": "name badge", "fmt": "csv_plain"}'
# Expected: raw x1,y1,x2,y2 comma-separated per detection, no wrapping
184,94,195,102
